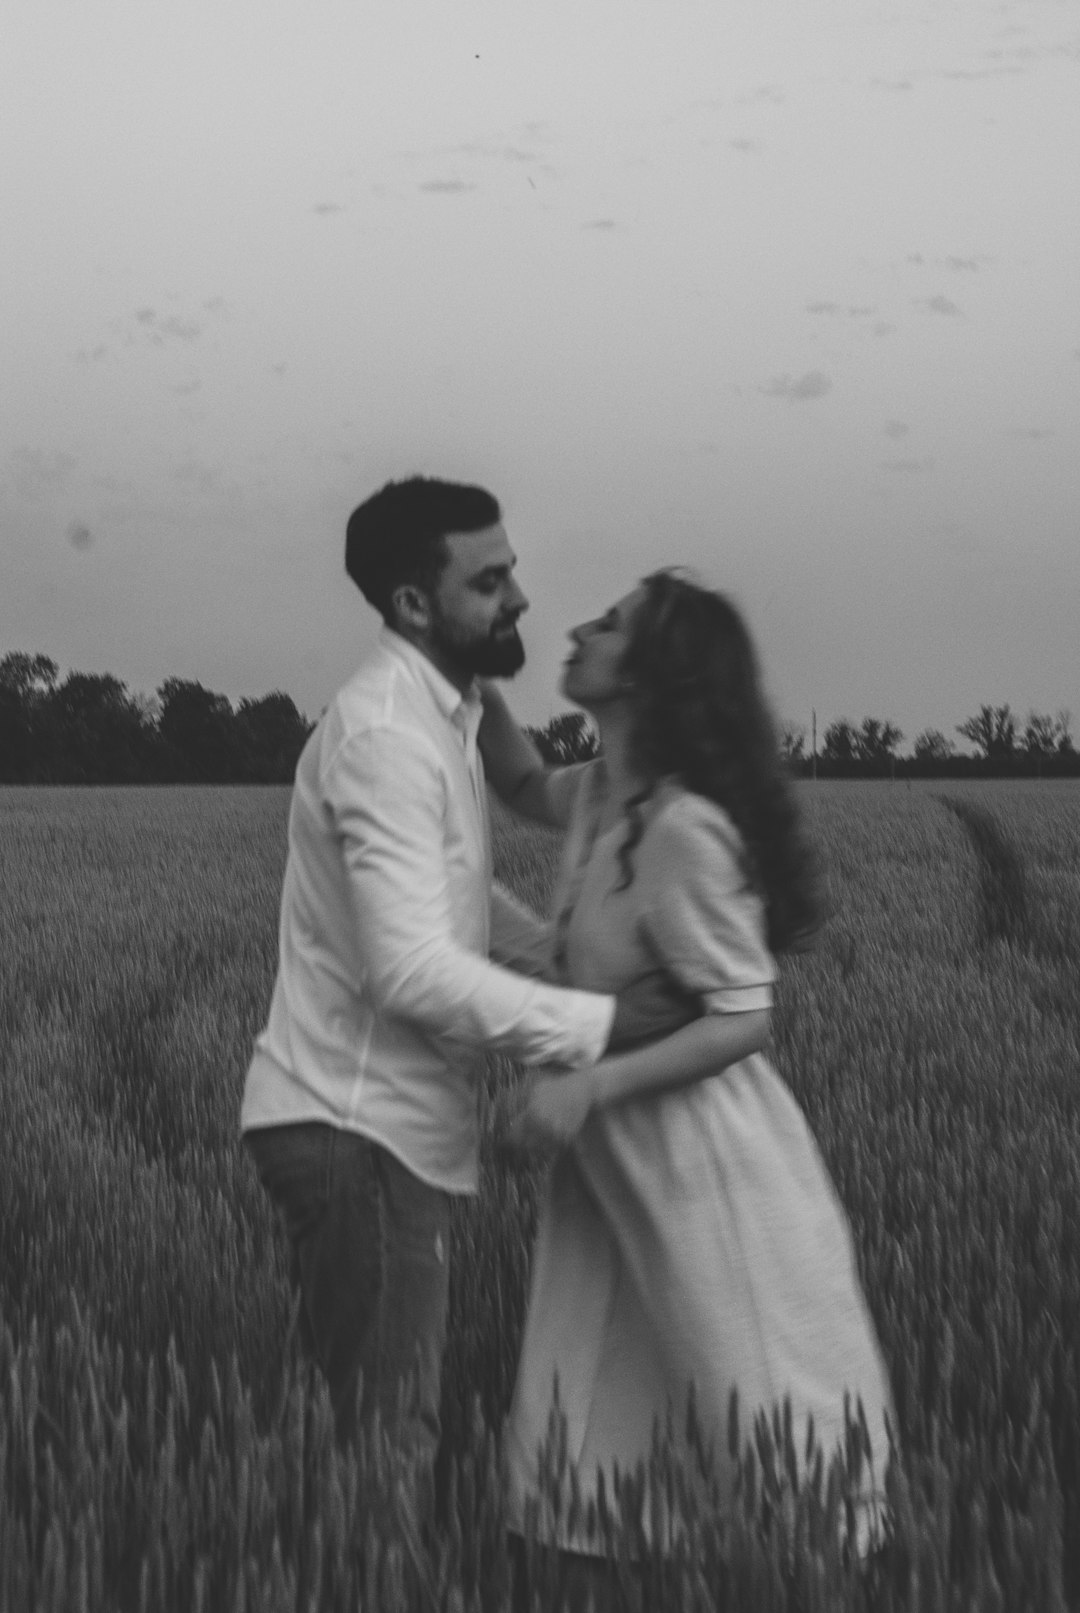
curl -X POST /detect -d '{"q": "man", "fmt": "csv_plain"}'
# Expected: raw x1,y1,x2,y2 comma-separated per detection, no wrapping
240,475,619,1471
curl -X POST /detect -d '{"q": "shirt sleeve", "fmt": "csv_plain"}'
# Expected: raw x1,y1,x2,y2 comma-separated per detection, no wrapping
323,726,614,1065
642,793,775,1014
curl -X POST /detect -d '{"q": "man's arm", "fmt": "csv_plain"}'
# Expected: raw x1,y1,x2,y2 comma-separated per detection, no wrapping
477,682,565,827
326,727,614,1067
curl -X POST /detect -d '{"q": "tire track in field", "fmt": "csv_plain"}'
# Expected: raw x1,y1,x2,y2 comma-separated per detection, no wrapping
936,796,1031,948
938,797,1080,1056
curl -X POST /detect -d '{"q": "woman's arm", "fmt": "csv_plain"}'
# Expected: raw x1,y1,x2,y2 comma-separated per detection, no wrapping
477,681,563,827
511,1009,771,1148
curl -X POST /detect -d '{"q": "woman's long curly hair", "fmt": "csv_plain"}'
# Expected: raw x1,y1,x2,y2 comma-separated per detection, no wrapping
616,569,822,954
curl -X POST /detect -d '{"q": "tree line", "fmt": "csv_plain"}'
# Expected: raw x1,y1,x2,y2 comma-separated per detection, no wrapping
1,652,1076,783
0,653,314,784
530,706,1080,778
780,706,1078,779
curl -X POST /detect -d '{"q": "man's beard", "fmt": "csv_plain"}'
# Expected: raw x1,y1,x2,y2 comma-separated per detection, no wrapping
430,610,526,679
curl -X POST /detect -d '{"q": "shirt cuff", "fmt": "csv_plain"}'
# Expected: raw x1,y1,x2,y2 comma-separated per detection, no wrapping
701,984,774,1014
579,992,616,1064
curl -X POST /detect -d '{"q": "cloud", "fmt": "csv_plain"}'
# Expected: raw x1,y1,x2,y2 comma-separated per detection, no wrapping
173,459,242,504
170,378,201,395
203,297,229,314
452,141,539,164
312,202,342,215
583,218,617,231
882,456,935,473
943,65,1025,80
156,315,201,342
9,447,78,499
75,343,111,366
920,295,963,317
763,370,832,402
125,308,202,345
909,254,991,273
806,302,877,318
730,138,763,154
67,521,93,551
884,420,909,439
419,178,476,194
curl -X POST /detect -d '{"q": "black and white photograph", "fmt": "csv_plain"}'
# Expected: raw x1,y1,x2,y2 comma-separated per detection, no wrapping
2,1,1079,1607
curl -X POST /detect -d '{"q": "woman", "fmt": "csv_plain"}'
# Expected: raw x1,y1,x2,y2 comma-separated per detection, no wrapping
480,571,893,1582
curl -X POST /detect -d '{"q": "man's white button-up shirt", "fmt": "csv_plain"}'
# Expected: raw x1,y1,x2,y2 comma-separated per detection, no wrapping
241,627,614,1193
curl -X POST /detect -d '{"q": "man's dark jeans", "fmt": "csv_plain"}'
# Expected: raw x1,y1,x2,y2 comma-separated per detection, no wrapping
245,1123,451,1464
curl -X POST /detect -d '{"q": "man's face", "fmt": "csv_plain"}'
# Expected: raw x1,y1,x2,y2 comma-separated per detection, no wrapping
427,523,529,679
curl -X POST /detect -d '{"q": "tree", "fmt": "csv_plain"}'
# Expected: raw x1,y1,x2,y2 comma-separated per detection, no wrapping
46,670,154,782
1023,711,1059,759
854,717,903,769
0,652,59,780
779,722,806,766
0,651,59,701
1023,709,1074,759
526,711,599,766
821,718,858,766
158,678,238,782
913,728,955,763
236,692,314,782
956,704,1017,761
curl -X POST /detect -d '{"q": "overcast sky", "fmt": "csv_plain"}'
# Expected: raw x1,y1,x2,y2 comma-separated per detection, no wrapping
3,0,1078,743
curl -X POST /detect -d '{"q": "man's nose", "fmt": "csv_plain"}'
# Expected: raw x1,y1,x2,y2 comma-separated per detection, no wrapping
507,577,528,613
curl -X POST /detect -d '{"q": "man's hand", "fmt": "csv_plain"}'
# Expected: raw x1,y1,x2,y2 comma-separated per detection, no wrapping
608,970,700,1053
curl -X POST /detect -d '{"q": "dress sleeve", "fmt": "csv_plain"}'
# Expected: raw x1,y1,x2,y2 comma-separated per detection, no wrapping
642,792,776,1014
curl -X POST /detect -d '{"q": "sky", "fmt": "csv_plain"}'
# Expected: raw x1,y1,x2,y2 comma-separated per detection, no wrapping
3,0,1078,746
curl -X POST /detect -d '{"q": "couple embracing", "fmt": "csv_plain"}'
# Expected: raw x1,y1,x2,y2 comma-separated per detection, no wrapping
240,476,892,1590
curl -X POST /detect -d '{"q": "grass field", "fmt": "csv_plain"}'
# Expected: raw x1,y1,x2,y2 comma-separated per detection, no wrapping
1,780,1078,1610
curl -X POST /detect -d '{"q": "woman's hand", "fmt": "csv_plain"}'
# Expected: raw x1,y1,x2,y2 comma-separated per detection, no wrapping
509,1069,598,1150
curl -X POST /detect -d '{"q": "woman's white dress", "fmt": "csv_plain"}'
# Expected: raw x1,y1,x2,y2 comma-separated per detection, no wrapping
503,763,893,1545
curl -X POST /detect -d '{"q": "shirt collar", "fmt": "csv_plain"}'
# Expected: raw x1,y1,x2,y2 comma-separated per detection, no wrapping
379,625,481,731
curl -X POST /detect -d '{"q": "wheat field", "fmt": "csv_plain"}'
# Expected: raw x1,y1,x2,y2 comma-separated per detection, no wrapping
1,780,1078,1610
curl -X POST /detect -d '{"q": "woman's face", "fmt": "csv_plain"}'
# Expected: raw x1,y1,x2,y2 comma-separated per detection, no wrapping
559,585,646,708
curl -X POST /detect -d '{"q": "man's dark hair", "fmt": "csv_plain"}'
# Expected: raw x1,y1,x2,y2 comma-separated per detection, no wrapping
345,477,501,624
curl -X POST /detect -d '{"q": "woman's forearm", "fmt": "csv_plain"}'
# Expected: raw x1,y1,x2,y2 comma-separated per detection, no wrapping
589,1009,770,1109
477,681,561,826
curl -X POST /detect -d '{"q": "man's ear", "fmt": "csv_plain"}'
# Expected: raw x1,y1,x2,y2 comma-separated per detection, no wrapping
390,583,433,635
